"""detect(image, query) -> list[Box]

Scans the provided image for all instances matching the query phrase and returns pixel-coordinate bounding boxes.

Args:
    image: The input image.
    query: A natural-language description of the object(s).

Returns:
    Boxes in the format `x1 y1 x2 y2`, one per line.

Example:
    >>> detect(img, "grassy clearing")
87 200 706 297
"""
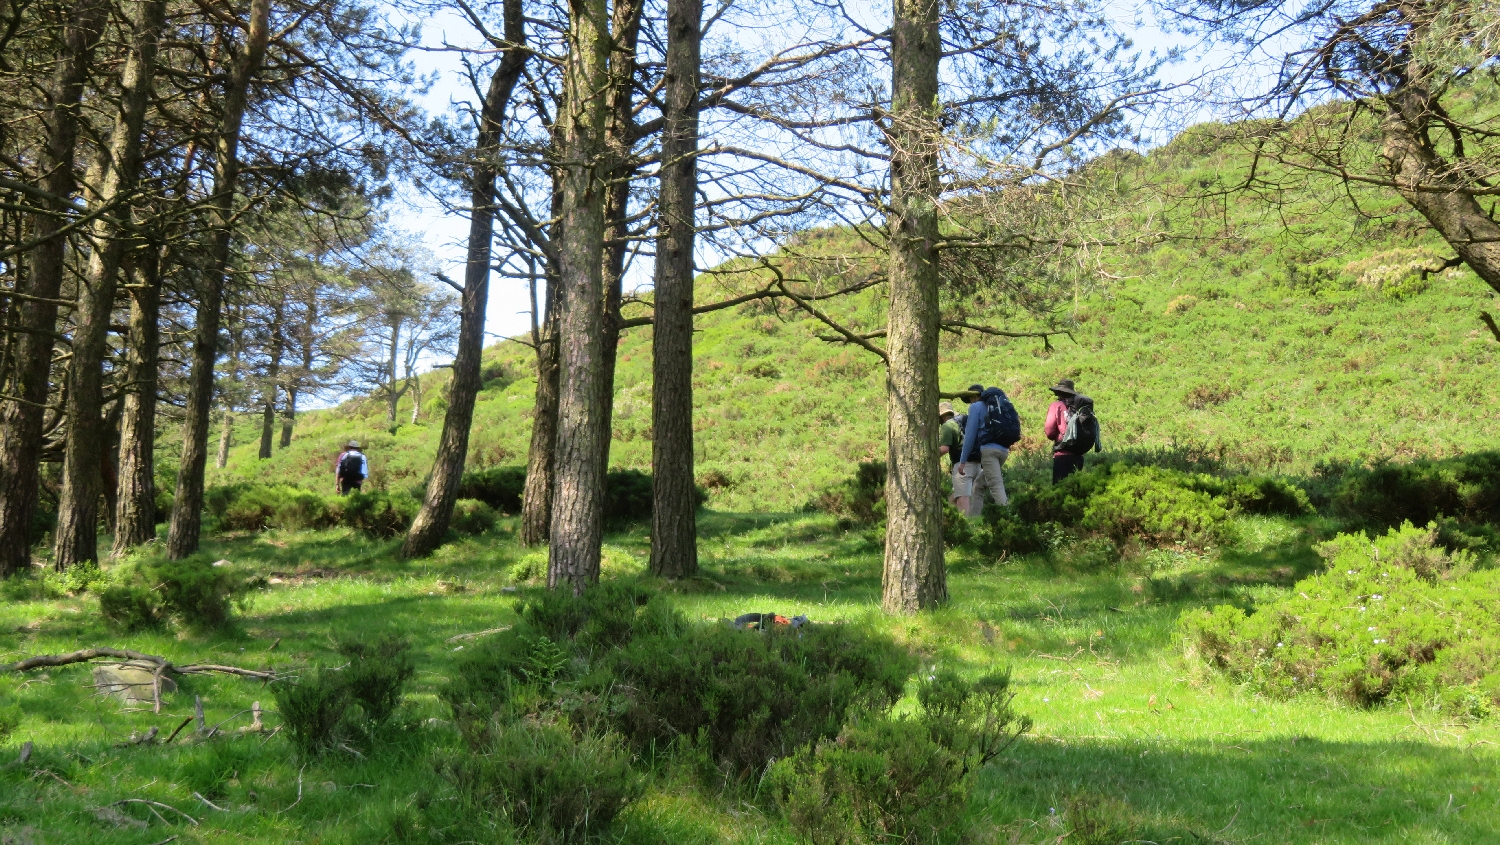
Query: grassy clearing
3 510 1497 844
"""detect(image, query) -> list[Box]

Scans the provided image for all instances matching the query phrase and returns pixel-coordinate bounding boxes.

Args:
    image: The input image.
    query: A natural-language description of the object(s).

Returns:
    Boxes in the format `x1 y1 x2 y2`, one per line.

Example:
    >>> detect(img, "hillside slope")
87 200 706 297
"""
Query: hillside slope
205 121 1500 512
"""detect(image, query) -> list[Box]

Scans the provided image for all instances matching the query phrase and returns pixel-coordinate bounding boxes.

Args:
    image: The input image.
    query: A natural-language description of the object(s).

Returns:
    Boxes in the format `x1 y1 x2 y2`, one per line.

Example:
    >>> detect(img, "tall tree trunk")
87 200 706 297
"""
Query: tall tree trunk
881 0 946 614
650 0 702 579
54 0 168 567
385 317 401 427
593 0 643 474
281 303 315 448
216 410 234 468
409 372 421 424
279 383 297 447
112 244 160 556
520 184 565 547
0 0 108 577
401 0 526 558
255 295 282 456
258 299 284 458
547 0 614 594
1380 80 1500 292
519 282 560 546
166 0 271 559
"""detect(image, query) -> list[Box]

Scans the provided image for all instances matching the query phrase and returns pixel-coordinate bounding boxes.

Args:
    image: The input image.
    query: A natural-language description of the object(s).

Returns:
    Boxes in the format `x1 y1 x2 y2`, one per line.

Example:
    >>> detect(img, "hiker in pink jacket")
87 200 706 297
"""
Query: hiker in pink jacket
1044 379 1097 483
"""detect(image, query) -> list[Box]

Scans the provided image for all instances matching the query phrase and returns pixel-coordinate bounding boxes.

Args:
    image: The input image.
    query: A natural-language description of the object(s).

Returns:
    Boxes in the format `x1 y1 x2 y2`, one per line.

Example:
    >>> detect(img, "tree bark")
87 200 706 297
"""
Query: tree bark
281 301 316 449
519 282 560 546
546 0 614 595
258 299 285 458
52 0 167 568
0 0 108 577
384 316 401 427
279 383 297 447
1380 82 1500 293
401 0 526 558
216 410 234 469
649 0 702 579
881 0 946 614
593 0 643 476
112 244 160 556
166 0 272 559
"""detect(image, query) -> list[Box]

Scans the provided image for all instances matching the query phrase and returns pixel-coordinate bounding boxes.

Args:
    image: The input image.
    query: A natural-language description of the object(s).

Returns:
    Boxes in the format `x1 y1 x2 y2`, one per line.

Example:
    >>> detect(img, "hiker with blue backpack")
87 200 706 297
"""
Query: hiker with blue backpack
334 440 369 495
1044 379 1101 483
957 383 1023 517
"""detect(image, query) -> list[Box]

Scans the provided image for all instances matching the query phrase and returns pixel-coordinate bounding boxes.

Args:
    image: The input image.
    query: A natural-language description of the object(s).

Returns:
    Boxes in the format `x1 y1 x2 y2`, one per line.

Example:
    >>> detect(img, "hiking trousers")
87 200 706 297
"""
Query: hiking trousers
969 446 1009 516
1052 453 1085 484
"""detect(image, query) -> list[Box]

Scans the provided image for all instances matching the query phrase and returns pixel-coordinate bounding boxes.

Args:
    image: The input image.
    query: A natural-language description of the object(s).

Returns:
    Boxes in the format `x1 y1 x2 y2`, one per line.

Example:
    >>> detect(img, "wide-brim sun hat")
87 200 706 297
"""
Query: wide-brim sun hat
346 440 361 449
938 401 956 418
1049 379 1077 396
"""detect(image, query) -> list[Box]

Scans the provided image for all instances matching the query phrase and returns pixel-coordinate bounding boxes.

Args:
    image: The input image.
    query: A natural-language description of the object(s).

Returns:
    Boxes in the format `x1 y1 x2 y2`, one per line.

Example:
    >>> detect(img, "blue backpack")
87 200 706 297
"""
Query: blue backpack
978 388 1022 448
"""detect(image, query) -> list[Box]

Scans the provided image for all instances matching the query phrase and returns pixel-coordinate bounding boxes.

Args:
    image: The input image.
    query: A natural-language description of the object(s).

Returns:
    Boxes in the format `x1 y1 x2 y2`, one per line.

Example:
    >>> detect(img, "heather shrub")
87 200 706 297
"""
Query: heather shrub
450 498 499 536
443 721 643 843
341 489 420 538
100 555 252 632
766 668 1030 844
1181 522 1500 713
273 635 416 756
767 715 969 845
1331 452 1500 532
807 461 887 528
608 621 915 779
336 634 416 726
457 466 527 513
274 667 353 757
98 583 162 631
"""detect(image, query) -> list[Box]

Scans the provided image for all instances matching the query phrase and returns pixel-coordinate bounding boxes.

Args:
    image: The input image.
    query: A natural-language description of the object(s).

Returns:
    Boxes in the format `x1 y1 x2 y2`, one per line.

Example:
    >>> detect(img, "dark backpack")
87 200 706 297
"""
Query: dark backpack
338 451 365 480
978 388 1022 448
1056 397 1100 454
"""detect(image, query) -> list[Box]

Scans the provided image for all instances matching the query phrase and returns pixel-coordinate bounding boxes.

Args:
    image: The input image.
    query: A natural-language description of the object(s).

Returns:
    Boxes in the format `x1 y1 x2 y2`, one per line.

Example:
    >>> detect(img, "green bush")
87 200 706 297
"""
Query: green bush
99 555 251 632
274 635 415 756
457 466 527 513
341 489 420 538
608 621 916 779
98 583 163 631
767 668 1030 844
1331 452 1500 532
1081 466 1233 549
336 634 416 726
768 715 970 845
1181 522 1500 712
978 503 1049 557
204 482 418 538
1015 464 1238 551
454 467 703 525
447 585 916 782
274 667 353 757
444 721 643 843
450 498 499 536
808 461 886 528
516 579 680 654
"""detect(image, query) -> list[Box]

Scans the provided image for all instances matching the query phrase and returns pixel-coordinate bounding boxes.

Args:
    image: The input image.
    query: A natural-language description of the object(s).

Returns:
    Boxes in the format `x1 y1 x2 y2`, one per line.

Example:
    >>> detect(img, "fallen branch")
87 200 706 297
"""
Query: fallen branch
163 717 194 745
446 626 512 643
3 647 278 681
102 798 199 827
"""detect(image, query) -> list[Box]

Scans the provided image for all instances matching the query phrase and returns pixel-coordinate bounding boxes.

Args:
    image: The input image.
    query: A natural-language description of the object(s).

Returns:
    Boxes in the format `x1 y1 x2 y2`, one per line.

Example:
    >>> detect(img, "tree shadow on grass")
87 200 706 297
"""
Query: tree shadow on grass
977 734 1499 844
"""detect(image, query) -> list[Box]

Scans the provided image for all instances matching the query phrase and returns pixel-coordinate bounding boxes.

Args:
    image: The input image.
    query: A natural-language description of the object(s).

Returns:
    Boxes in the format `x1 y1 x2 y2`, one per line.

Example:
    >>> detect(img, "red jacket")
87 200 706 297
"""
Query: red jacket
1044 400 1068 455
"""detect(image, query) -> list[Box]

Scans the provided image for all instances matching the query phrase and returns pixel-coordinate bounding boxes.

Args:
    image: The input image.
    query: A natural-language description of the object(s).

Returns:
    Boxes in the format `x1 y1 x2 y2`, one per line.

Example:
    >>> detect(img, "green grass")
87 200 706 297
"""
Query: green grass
4 510 1497 843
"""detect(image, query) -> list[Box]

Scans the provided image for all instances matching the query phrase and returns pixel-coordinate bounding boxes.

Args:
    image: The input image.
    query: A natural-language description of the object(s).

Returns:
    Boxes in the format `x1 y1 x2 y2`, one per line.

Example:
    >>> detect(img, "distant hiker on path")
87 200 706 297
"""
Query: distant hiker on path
938 401 971 514
958 382 1023 517
1044 379 1100 483
335 440 368 495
